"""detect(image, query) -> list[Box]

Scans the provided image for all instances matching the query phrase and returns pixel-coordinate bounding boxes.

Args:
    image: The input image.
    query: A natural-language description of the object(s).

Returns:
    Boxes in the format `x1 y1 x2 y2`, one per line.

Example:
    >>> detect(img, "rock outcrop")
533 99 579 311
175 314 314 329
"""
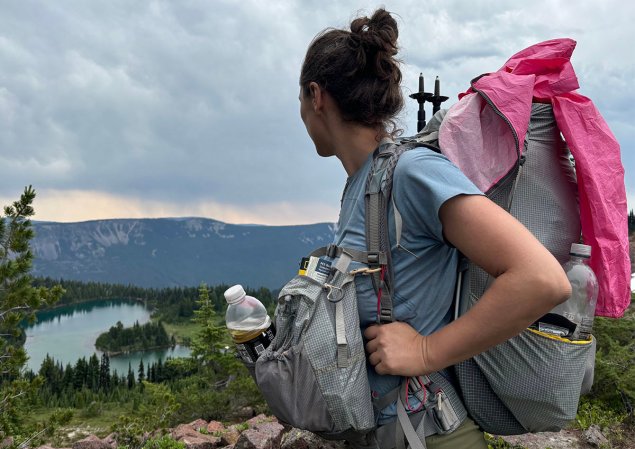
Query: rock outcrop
171 422 222 449
234 422 285 449
498 428 598 449
36 417 612 449
72 435 114 449
33 416 347 449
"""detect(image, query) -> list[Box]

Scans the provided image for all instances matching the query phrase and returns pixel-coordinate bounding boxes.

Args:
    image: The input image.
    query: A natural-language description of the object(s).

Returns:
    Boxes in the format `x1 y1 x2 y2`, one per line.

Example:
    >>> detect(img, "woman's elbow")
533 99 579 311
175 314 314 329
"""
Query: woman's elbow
539 267 572 308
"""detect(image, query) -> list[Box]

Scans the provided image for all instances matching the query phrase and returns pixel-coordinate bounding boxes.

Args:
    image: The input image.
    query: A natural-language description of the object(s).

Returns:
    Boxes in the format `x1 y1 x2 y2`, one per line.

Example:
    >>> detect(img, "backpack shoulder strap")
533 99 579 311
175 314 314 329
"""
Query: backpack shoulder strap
365 140 469 445
364 140 436 323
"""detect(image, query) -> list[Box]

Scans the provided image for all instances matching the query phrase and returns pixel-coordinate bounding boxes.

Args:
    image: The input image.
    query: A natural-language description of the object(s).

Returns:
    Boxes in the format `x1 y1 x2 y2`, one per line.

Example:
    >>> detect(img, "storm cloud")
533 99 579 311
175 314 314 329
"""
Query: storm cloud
1 0 633 224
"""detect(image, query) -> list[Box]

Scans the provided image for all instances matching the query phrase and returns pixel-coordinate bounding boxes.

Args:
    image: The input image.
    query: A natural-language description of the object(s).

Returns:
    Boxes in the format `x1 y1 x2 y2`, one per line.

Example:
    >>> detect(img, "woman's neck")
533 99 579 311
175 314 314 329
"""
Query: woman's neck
332 124 387 176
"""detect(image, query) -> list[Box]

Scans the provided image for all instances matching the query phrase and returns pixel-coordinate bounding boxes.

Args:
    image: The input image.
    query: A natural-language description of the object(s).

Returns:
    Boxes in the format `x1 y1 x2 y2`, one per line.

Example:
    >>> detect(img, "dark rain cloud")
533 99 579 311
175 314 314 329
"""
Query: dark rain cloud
1 0 633 222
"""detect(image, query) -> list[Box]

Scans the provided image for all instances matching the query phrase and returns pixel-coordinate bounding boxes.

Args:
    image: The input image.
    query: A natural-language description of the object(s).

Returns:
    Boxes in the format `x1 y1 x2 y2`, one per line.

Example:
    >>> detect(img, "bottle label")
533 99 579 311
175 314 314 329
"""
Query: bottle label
235 324 276 364
530 312 577 338
537 322 570 337
305 256 332 283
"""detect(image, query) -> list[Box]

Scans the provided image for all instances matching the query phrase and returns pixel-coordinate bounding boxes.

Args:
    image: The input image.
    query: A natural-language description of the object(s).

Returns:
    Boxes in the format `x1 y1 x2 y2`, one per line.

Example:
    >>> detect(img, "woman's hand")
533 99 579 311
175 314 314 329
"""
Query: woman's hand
364 322 432 376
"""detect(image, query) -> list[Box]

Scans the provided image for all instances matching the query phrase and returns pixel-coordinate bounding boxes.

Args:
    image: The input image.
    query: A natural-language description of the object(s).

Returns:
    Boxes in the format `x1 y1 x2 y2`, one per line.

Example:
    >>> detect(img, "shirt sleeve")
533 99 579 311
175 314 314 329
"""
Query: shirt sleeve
392 148 484 242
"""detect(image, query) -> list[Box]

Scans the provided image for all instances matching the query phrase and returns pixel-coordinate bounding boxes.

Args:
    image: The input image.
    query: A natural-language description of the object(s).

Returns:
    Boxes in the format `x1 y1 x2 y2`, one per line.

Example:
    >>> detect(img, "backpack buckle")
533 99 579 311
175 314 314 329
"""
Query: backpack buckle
326 244 339 259
367 252 380 266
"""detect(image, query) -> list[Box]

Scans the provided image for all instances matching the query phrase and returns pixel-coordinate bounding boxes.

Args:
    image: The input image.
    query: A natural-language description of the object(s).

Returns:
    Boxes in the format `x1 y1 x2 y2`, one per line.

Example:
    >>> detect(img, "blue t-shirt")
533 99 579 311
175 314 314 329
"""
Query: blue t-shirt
333 146 482 422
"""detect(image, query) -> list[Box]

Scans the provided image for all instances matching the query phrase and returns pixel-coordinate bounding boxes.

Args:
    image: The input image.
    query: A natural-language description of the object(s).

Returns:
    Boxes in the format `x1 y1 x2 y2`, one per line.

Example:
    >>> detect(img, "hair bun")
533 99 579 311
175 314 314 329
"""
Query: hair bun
348 9 399 82
350 9 398 56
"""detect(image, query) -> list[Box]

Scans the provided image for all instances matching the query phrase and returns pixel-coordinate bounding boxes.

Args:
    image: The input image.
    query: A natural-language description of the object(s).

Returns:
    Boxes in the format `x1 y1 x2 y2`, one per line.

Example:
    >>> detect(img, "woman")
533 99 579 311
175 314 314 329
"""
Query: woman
299 8 571 449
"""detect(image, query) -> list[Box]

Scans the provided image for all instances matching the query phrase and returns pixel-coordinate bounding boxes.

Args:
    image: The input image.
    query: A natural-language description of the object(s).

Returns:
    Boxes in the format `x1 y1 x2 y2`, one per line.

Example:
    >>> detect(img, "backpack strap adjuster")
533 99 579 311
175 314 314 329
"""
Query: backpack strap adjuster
379 307 393 323
367 252 380 266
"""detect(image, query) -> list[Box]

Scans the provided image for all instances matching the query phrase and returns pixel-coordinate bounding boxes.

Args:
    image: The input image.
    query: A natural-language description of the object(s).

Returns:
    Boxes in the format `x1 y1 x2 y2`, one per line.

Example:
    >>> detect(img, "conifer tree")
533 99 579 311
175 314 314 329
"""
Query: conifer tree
99 353 110 391
127 363 135 389
137 360 145 383
190 283 226 368
88 354 100 391
0 187 63 441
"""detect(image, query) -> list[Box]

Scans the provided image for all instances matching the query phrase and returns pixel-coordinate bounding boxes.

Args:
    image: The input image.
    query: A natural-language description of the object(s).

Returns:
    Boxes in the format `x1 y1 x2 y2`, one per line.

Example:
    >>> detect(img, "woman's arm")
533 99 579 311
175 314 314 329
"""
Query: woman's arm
364 194 572 376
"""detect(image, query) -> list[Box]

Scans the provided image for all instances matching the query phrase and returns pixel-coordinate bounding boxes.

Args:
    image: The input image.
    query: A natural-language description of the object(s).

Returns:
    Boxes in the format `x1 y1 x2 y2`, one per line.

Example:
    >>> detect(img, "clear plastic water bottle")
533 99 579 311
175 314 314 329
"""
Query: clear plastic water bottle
550 243 599 340
224 285 275 364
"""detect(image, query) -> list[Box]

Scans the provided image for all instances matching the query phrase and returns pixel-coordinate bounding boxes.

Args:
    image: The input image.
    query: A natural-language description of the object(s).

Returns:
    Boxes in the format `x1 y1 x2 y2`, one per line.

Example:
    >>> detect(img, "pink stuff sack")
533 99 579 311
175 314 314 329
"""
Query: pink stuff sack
439 38 629 318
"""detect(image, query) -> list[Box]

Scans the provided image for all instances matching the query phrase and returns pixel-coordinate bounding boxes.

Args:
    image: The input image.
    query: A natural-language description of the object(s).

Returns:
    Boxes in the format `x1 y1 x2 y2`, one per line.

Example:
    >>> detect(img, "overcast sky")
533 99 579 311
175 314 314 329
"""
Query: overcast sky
1 0 633 225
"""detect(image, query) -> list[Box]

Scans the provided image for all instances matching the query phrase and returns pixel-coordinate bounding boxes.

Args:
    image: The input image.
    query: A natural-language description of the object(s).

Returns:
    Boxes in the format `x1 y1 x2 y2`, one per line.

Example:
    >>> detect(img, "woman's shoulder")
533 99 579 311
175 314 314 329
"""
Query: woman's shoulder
394 146 467 185
391 144 483 215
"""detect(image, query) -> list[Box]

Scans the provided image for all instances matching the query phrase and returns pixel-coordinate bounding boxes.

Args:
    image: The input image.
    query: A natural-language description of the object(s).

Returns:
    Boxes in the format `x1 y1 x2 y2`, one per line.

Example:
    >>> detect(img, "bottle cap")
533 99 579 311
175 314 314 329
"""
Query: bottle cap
224 285 246 304
570 243 591 258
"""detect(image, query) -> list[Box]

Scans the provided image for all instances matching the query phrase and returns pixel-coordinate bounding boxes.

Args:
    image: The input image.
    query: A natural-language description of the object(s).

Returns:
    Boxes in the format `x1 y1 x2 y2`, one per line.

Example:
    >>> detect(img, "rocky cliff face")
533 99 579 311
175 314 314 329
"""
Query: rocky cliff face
32 218 336 289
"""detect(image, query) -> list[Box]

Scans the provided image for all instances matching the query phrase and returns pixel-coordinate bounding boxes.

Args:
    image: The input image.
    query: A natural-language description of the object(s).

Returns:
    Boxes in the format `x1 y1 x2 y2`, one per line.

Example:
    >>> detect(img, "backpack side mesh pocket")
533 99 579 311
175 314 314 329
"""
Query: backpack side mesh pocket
254 272 375 439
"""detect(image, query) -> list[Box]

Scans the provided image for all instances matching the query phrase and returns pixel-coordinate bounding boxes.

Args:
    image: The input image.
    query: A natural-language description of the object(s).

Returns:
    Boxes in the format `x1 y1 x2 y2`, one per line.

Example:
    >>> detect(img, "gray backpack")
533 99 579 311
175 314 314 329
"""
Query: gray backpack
409 100 596 435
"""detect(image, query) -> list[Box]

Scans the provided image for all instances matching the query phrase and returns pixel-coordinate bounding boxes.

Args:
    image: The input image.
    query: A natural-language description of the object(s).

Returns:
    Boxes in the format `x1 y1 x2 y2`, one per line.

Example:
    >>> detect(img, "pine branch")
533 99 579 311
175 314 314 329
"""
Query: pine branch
0 390 26 409
0 305 31 321
18 428 47 449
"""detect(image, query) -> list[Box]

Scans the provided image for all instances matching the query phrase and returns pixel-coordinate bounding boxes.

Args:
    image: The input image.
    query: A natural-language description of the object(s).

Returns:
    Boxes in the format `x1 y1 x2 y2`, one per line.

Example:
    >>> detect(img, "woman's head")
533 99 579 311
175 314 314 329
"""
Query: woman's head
300 8 403 135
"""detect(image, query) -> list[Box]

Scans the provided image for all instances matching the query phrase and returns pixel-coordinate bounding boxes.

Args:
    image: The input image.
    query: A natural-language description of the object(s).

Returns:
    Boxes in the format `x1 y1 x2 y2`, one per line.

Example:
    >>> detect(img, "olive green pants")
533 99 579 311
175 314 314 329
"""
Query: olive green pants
348 417 488 449
424 418 488 449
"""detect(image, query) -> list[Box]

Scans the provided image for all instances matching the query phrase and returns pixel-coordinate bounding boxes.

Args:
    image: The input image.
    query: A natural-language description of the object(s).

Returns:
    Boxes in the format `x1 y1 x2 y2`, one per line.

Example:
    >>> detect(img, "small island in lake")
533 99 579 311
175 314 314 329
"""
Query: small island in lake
95 320 176 355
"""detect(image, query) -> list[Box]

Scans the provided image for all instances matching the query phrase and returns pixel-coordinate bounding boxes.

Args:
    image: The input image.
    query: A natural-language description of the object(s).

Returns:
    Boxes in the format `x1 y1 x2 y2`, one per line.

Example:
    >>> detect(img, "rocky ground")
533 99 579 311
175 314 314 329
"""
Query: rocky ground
30 415 624 449
498 426 610 449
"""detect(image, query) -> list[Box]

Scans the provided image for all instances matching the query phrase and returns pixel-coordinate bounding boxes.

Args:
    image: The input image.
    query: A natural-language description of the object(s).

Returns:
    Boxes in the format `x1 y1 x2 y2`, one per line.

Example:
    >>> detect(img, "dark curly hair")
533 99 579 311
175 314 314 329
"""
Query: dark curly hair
300 8 403 135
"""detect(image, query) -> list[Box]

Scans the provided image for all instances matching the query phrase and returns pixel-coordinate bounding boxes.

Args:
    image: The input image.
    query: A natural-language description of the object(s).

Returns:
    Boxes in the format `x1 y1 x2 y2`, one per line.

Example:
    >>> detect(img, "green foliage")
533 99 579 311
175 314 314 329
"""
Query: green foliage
170 377 231 423
45 408 74 437
142 435 186 449
0 187 63 441
190 284 229 367
628 210 635 234
112 415 146 449
112 382 179 449
234 422 249 432
80 401 103 419
585 301 635 414
575 400 626 431
95 320 172 353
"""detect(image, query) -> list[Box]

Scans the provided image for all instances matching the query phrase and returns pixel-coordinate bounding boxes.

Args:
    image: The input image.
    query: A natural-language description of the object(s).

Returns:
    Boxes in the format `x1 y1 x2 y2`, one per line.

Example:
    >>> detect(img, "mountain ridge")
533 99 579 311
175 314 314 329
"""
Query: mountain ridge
32 217 336 290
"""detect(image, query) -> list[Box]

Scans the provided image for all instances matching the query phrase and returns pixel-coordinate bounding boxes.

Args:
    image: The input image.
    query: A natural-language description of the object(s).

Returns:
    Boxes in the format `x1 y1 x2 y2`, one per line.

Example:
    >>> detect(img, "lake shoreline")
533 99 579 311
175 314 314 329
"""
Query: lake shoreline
24 298 191 374
97 343 178 358
39 296 151 311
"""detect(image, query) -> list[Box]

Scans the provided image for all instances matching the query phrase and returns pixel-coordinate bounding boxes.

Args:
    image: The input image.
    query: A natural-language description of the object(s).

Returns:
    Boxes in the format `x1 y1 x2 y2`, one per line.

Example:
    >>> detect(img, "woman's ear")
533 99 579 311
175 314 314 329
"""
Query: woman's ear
309 82 323 112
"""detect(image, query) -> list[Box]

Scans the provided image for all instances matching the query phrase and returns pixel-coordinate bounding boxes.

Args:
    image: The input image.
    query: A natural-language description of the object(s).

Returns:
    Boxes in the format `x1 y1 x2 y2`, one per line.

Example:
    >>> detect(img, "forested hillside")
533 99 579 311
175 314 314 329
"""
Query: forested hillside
33 277 277 324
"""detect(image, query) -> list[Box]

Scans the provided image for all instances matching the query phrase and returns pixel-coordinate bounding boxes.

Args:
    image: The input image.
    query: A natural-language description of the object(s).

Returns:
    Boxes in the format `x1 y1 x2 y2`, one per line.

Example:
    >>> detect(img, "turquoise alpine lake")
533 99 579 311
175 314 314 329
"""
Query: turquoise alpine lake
23 299 190 375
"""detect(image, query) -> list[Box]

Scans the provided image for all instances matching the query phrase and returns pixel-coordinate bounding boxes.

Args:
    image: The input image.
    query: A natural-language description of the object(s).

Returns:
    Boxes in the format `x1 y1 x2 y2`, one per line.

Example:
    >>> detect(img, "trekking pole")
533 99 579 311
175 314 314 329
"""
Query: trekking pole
409 73 433 132
430 76 449 115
